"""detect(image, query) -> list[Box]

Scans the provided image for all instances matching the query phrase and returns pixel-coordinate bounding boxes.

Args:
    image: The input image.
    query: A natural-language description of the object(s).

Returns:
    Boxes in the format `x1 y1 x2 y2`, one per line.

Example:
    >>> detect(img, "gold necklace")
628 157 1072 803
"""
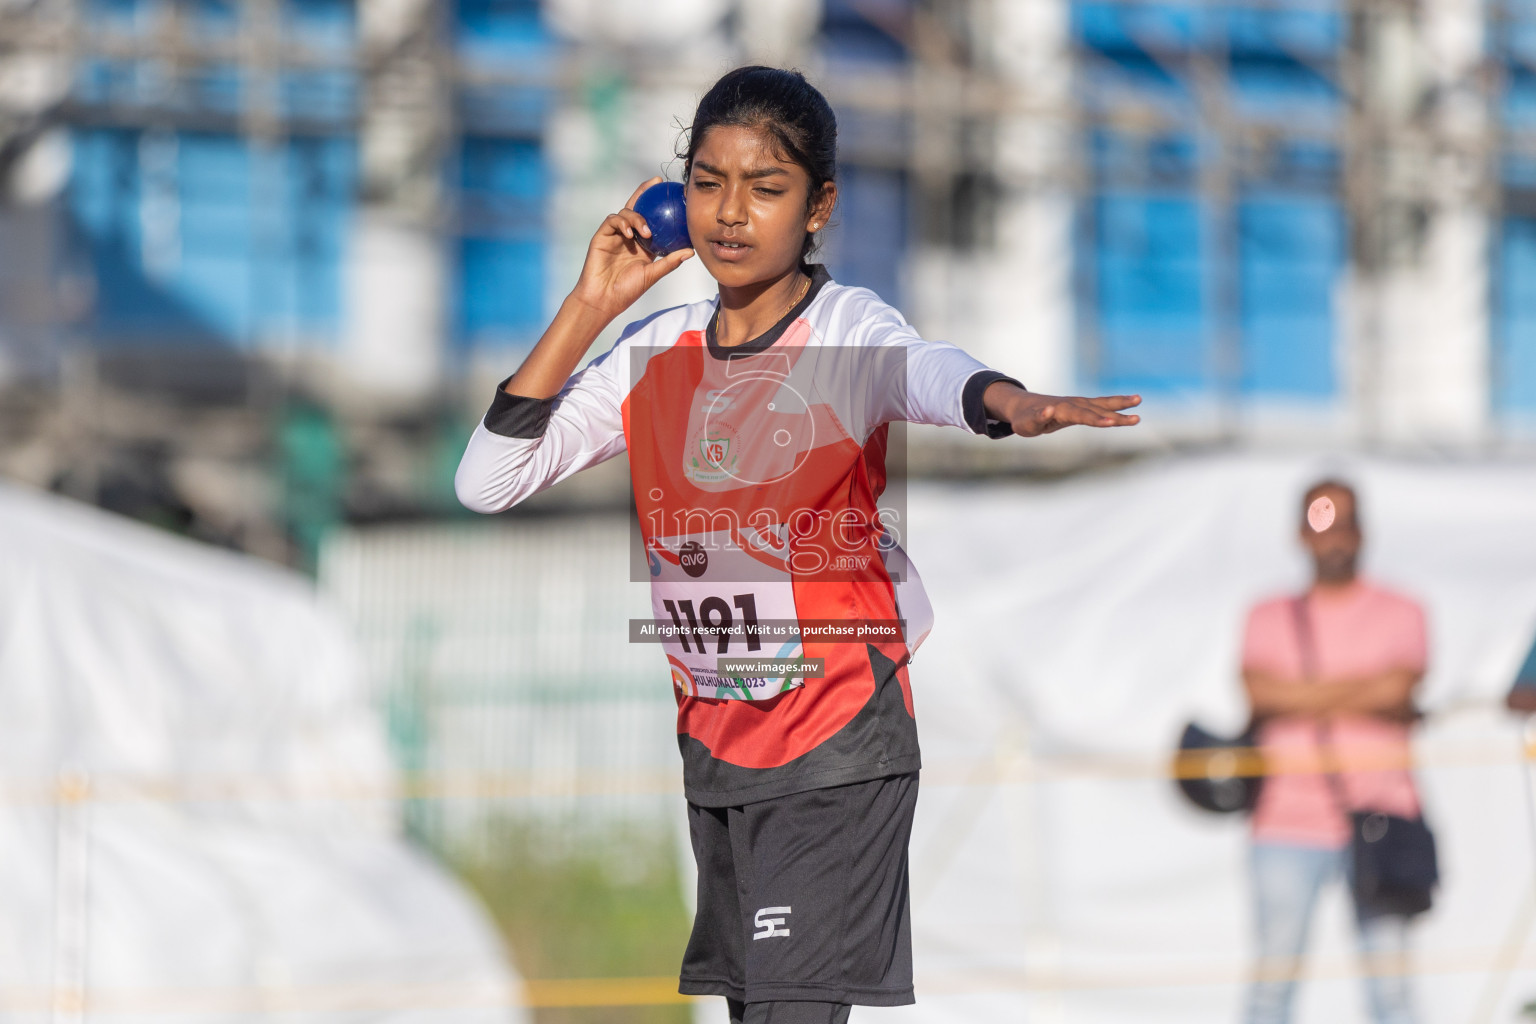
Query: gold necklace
719 273 810 346
778 272 811 322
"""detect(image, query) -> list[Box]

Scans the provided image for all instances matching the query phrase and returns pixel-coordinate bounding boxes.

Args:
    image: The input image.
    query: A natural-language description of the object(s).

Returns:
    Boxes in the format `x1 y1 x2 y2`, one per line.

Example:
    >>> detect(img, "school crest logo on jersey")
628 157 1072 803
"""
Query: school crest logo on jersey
700 436 731 468
686 424 740 484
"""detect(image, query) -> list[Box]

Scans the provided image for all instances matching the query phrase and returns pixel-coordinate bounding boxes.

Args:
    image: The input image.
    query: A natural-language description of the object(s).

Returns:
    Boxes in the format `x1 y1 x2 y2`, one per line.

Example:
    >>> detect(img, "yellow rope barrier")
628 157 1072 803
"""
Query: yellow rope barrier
0 734 1529 807
523 976 694 1008
6 944 1536 1013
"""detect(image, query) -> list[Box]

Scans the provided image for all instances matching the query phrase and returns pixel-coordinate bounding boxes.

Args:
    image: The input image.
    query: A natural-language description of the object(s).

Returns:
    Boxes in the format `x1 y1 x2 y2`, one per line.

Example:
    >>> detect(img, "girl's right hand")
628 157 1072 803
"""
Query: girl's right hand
568 177 696 320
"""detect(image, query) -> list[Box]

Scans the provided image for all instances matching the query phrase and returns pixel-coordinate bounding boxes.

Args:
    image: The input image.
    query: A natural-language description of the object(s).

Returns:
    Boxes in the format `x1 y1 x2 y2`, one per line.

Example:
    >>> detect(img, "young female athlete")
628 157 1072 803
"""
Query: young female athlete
456 66 1140 1024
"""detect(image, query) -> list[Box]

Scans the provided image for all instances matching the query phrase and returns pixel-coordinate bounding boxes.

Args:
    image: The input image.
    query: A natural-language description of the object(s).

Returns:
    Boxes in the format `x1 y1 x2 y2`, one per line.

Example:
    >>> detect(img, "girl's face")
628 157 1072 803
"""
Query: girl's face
686 124 835 290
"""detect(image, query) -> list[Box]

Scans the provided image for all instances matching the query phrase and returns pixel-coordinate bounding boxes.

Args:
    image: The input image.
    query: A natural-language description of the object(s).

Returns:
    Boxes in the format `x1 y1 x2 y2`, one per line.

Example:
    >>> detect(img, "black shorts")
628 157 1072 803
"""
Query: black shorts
678 771 918 1007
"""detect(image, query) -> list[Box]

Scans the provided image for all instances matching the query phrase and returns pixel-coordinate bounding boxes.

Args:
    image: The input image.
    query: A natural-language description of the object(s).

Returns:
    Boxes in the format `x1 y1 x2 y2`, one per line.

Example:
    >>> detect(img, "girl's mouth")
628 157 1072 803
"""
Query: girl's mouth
710 239 751 261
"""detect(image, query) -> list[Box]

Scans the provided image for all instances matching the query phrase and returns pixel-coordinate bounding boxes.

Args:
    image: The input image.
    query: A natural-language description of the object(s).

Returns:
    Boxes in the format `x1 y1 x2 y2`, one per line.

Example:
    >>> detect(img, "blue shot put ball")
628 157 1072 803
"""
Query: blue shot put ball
632 181 691 257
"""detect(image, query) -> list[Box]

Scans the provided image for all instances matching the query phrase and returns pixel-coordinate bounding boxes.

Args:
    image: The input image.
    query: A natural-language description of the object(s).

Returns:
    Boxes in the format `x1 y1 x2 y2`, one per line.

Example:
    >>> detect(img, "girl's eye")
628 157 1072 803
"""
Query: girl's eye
756 188 783 197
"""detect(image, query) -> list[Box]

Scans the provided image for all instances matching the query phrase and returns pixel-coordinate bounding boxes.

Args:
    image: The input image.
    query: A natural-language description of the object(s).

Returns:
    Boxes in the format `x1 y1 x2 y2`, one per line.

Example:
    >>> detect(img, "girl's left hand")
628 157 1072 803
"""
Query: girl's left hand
986 383 1142 436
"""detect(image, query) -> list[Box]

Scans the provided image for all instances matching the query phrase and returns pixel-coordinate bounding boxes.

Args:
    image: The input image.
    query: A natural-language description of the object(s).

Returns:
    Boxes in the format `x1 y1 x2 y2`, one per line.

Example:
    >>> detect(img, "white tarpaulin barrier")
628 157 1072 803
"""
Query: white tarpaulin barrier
0 483 525 1023
863 453 1536 1024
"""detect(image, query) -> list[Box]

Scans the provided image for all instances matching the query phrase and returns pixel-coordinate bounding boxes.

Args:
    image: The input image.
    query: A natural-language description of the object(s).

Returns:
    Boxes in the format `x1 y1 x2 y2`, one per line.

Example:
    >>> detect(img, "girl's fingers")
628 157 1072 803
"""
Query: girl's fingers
1071 396 1140 426
649 247 695 273
601 212 638 241
643 247 695 283
1052 403 1102 426
1023 399 1139 434
617 208 651 237
624 176 666 210
600 210 656 245
1092 398 1142 424
1081 407 1139 426
1084 399 1138 419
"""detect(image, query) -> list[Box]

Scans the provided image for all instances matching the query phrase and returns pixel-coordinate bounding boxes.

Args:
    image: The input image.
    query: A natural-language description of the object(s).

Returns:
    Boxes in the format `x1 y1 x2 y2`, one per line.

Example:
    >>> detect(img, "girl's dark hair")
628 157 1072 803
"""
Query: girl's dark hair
682 65 838 259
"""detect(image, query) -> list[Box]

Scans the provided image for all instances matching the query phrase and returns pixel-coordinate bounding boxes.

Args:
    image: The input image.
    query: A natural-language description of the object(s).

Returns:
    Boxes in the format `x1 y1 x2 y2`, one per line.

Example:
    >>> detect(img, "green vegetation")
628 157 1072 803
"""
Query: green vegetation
450 820 695 1024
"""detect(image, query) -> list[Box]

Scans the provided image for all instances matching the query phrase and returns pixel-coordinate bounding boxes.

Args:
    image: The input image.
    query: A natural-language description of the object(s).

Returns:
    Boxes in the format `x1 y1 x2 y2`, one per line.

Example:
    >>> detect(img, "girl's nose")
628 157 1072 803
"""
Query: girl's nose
717 184 747 226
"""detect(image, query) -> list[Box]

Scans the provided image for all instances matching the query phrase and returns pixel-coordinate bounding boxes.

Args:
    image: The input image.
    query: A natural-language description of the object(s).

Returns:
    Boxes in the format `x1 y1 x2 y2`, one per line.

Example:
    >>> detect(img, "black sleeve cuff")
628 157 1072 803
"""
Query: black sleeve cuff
962 371 1027 438
483 376 556 438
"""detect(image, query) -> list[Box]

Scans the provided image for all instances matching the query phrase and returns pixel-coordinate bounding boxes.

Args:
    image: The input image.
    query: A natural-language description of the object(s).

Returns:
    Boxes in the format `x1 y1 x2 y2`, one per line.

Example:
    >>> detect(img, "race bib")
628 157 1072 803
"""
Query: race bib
648 528 806 701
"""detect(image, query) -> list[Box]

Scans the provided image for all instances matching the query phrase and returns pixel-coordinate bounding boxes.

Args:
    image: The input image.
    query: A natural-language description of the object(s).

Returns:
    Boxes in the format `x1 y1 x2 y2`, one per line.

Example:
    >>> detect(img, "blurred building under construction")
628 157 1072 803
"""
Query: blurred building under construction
1 0 1534 561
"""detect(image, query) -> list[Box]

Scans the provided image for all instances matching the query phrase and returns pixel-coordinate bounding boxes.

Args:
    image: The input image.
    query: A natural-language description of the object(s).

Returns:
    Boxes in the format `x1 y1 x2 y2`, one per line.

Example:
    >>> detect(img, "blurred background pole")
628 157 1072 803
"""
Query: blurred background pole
1191 7 1240 441
734 0 819 64
0 0 76 388
973 0 1076 398
1346 0 1490 449
346 0 450 404
50 767 90 1024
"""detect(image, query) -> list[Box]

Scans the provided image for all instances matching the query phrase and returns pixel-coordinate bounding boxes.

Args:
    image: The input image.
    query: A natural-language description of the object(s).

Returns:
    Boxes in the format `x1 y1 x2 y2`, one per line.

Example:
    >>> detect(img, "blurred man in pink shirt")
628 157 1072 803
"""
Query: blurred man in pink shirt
1241 479 1427 1024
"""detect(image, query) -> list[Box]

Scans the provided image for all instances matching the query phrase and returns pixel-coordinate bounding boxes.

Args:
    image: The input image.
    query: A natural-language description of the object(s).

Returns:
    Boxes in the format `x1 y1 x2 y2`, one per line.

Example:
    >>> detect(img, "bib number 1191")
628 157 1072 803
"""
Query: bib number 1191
662 593 762 654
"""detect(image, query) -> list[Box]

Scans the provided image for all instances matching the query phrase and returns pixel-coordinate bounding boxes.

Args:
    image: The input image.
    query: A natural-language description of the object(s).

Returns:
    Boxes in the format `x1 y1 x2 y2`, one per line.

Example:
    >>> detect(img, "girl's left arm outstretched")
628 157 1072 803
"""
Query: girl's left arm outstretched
845 300 1140 440
981 380 1141 437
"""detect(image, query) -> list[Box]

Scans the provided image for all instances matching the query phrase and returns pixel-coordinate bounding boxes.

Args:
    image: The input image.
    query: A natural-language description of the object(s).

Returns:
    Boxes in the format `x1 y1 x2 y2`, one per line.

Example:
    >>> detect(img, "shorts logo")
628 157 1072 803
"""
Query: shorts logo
753 906 791 940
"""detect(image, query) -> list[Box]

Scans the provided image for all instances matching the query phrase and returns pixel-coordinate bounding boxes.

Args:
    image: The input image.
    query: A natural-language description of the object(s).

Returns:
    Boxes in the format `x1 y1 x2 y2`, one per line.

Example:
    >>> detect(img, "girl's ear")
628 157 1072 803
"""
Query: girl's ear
810 181 838 230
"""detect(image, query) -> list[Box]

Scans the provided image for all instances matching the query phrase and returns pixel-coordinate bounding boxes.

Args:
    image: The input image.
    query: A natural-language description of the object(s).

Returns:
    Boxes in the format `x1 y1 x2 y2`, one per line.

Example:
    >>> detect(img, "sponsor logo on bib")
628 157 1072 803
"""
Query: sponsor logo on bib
678 540 708 578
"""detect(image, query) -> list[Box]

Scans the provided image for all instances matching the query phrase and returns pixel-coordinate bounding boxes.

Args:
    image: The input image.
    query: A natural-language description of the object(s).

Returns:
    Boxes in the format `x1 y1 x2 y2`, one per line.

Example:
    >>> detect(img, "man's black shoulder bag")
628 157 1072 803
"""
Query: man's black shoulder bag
1293 597 1438 918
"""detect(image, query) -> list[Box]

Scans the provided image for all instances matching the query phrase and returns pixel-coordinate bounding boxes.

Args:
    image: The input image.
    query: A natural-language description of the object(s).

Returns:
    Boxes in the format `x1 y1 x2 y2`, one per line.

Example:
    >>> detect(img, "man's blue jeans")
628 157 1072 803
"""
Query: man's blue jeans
1243 841 1416 1024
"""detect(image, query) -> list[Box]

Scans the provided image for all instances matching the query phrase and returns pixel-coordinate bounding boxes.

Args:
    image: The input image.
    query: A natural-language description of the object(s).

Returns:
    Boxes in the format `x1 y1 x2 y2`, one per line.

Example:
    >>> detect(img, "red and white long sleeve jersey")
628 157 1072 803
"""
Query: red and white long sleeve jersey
457 265 1020 806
